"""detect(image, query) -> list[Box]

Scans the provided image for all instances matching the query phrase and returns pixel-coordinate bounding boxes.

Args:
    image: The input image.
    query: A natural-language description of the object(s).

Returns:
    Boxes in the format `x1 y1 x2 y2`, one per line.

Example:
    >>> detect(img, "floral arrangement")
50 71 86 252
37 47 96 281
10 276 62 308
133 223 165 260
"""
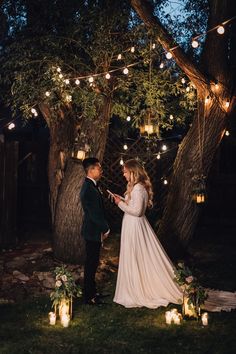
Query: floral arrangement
174 262 208 317
50 265 82 310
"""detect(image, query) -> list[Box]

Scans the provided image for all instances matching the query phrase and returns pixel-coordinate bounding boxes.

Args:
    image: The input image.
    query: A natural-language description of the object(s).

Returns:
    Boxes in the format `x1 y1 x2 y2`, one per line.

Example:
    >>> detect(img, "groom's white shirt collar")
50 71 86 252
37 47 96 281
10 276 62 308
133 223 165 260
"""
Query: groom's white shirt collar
86 176 97 186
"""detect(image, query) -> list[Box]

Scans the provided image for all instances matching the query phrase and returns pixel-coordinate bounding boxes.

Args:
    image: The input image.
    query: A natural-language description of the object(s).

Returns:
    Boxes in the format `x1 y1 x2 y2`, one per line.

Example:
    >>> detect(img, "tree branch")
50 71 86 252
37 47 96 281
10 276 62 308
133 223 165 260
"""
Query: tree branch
130 0 209 92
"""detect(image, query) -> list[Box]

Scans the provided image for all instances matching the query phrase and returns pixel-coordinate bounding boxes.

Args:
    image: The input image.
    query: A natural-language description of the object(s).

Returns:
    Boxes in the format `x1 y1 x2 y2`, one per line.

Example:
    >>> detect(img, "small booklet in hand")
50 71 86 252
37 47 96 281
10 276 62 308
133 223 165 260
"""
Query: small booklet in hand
107 190 125 201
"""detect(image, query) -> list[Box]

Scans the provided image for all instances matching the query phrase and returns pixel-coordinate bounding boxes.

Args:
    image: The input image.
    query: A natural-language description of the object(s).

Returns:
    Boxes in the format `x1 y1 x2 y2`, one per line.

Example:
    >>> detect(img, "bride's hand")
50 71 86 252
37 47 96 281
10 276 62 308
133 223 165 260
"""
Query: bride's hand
113 194 122 205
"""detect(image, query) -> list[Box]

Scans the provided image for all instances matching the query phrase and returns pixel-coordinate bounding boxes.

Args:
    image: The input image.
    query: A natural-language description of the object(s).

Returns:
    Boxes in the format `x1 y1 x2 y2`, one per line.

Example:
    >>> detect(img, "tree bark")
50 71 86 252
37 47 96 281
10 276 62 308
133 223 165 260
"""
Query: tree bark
131 0 236 257
53 94 112 263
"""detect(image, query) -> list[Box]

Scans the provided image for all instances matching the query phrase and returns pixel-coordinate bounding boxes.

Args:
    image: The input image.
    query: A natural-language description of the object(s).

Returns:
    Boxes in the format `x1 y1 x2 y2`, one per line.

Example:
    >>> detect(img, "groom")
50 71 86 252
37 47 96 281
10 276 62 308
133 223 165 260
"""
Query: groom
80 157 110 305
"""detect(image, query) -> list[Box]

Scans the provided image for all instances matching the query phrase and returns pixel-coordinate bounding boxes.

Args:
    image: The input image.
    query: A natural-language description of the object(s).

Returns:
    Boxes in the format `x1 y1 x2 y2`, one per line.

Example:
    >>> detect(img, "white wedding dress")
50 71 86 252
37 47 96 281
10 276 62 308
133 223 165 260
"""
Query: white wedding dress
113 183 236 311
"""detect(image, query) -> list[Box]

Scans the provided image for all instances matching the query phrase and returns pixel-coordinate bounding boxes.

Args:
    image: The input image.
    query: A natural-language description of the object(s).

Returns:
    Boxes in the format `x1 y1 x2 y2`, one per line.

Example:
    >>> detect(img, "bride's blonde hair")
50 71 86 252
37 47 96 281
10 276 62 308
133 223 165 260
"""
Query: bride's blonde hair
124 159 153 208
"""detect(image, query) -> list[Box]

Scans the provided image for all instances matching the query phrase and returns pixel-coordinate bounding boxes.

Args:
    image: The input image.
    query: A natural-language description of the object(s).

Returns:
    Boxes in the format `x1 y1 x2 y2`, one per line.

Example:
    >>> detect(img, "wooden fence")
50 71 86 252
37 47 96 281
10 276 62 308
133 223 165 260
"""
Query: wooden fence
0 140 19 247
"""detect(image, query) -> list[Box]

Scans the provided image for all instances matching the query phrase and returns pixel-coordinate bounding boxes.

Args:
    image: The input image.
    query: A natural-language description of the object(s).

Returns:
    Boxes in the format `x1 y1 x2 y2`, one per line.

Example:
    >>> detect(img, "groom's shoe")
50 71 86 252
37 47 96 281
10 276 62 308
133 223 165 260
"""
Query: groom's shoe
95 292 110 299
84 297 107 306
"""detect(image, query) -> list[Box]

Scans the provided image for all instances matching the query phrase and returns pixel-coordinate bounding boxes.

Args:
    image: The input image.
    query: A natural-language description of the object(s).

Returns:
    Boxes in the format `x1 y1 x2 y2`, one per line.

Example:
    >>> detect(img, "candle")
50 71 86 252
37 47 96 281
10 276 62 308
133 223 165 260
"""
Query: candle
165 311 172 325
49 312 56 325
173 313 182 325
61 314 70 327
201 312 208 326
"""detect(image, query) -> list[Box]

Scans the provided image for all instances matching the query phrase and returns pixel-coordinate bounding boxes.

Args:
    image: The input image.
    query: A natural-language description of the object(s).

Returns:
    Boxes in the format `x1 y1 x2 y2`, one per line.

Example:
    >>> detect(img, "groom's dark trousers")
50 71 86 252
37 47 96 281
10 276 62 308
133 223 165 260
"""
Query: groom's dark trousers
80 178 109 302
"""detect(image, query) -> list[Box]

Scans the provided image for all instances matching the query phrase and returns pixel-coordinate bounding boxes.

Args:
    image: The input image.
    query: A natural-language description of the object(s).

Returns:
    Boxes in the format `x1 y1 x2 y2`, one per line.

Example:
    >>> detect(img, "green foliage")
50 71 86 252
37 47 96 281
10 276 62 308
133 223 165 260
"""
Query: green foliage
50 265 82 308
174 262 208 308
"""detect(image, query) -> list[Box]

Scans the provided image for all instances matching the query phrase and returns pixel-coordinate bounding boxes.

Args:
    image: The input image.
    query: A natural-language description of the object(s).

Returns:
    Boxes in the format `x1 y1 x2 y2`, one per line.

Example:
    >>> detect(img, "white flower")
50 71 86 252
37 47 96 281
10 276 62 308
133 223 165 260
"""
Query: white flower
61 275 68 282
186 276 194 284
55 280 62 287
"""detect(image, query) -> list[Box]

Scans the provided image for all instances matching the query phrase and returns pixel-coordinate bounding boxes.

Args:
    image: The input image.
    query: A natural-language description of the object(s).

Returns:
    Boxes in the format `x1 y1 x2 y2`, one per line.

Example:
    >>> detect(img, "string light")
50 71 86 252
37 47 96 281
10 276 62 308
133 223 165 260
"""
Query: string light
166 52 173 59
75 79 80 85
123 144 128 150
163 178 168 185
123 67 129 75
105 73 111 79
59 73 63 79
156 153 161 159
186 86 190 92
88 76 94 83
225 101 230 108
181 78 186 84
225 130 230 136
169 114 174 120
120 158 124 165
117 54 122 60
191 40 199 48
162 144 167 151
8 123 15 130
31 108 38 117
159 62 164 69
45 91 51 97
57 67 61 73
130 46 135 53
64 79 70 85
152 43 156 49
217 25 225 34
65 95 72 102
126 116 131 122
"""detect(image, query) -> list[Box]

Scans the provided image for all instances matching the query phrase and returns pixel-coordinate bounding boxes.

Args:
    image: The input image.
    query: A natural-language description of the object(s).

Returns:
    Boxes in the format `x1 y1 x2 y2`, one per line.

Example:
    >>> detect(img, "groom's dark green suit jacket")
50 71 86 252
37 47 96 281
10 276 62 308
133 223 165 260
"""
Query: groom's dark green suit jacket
80 177 109 242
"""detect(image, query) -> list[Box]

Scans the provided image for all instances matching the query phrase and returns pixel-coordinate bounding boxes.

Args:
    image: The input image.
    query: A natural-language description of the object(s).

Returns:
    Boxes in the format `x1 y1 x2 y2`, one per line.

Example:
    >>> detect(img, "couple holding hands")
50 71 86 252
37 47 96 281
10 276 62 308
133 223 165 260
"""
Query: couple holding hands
80 157 183 308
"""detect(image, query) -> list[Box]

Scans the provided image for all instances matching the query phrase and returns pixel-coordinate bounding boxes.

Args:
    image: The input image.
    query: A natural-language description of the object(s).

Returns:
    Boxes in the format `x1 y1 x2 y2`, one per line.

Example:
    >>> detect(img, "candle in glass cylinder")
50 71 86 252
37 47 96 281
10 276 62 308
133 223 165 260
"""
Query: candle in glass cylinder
201 312 208 326
165 311 172 324
61 314 70 327
49 312 56 325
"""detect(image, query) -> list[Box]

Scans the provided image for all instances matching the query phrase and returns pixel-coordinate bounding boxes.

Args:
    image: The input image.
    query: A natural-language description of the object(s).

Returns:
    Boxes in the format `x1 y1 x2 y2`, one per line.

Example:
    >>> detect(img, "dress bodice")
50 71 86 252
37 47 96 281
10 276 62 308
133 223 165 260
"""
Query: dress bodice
118 183 148 217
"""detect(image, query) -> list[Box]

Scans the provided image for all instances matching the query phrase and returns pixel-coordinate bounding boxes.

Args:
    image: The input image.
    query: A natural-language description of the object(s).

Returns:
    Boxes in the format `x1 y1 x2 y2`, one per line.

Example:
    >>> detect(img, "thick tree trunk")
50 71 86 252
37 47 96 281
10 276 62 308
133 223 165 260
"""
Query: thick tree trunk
131 0 236 257
53 95 112 263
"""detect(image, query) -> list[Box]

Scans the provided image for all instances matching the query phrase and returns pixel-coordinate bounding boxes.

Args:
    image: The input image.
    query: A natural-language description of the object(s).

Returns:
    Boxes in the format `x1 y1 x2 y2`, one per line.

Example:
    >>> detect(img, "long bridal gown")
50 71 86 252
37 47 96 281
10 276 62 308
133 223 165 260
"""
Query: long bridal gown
113 183 236 311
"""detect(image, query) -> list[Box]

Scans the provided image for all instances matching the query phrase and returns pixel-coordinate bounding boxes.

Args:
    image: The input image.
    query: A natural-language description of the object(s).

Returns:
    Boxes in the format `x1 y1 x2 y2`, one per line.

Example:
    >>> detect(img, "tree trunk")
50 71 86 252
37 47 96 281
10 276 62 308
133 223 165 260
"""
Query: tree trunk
131 0 236 257
53 94 112 263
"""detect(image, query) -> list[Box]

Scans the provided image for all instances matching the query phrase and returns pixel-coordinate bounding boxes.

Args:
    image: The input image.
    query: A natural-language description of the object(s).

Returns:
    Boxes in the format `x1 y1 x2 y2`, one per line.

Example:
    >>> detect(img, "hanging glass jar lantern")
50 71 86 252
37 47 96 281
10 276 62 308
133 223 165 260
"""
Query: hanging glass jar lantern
139 109 159 137
192 175 207 204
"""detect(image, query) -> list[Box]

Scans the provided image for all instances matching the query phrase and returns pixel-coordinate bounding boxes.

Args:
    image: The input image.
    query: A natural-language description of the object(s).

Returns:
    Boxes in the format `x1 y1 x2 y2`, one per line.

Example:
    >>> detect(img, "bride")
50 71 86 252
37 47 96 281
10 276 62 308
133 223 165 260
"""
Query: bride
112 159 236 311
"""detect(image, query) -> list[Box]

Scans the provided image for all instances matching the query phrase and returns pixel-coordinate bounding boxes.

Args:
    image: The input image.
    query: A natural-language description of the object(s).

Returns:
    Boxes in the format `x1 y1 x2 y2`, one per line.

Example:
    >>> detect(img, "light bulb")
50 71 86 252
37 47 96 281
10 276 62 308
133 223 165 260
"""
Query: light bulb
162 144 167 151
225 130 230 136
120 158 124 165
59 73 63 79
31 108 38 117
88 76 94 83
159 62 164 69
123 144 128 150
152 43 156 49
225 101 230 108
8 123 15 130
186 86 190 92
130 46 135 53
66 95 72 102
64 79 70 85
117 54 122 60
181 78 186 84
75 79 80 85
170 114 174 120
57 67 61 72
166 52 172 59
126 116 131 122
163 179 168 185
192 40 199 48
123 67 129 75
217 25 225 35
105 73 111 79
45 91 51 97
156 153 161 160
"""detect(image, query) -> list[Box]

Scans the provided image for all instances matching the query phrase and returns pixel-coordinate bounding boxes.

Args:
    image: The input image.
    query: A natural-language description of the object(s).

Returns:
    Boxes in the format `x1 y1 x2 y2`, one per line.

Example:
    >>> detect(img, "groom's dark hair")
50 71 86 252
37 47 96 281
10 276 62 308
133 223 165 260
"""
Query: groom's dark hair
82 157 100 173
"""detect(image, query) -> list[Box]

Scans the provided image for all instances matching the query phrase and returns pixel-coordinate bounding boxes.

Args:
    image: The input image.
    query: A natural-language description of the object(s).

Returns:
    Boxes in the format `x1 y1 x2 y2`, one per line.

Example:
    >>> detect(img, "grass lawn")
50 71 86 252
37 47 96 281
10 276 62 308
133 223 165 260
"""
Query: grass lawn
0 233 236 354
